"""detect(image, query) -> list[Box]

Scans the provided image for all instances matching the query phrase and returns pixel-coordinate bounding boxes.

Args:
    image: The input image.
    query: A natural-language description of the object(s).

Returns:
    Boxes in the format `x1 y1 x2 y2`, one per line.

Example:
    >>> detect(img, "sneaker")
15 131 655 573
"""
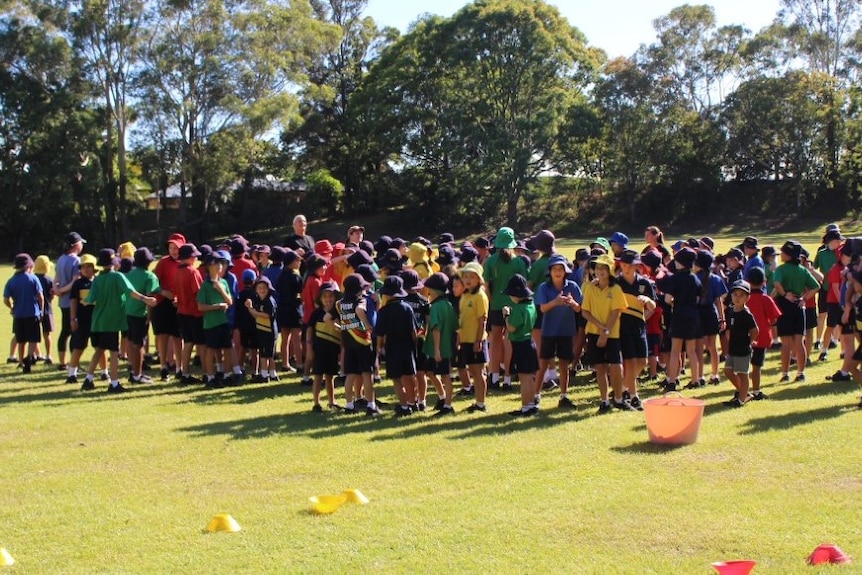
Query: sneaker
750 391 768 400
558 396 575 409
269 374 279 382
5 357 17 364
354 398 369 409
22 359 31 374
365 406 382 417
723 397 745 408
542 379 559 392
661 380 678 393
778 374 790 383
282 364 298 374
613 400 637 411
57 364 67 371
829 339 839 349
65 375 78 384
107 383 127 394
44 358 53 365
456 387 475 397
708 376 721 385
596 402 613 414
373 376 382 385
508 406 538 417
432 405 456 417
204 378 224 389
794 373 806 382
466 403 486 413
130 374 153 384
814 340 821 350
433 398 446 411
342 406 358 415
251 374 268 384
683 380 700 390
160 367 170 381
628 396 644 411
394 405 413 417
500 383 514 392
99 373 108 381
300 376 313 386
417 403 426 412
80 378 95 391
828 370 852 381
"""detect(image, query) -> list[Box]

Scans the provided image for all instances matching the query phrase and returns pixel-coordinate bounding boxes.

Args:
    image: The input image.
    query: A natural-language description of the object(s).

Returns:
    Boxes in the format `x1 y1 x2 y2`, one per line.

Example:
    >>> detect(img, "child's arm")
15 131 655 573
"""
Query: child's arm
211 279 233 306
305 324 315 361
432 327 442 361
474 315 487 351
749 324 759 345
245 302 268 319
198 301 228 313
69 298 79 330
580 309 608 333
3 296 11 310
131 290 157 307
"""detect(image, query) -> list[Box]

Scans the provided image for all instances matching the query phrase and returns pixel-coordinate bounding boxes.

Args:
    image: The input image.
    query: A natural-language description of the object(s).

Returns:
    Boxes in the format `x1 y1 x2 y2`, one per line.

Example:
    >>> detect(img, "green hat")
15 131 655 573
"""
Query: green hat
494 227 516 249
590 237 611 253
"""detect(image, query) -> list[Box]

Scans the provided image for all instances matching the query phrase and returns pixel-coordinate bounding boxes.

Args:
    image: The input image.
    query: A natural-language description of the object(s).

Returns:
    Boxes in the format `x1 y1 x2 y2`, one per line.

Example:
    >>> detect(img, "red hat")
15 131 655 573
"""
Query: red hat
167 233 186 248
315 239 333 259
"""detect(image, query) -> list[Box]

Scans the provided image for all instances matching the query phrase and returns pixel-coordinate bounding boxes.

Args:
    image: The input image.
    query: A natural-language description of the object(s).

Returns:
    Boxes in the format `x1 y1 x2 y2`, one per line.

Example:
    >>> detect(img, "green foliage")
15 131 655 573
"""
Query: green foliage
305 168 344 218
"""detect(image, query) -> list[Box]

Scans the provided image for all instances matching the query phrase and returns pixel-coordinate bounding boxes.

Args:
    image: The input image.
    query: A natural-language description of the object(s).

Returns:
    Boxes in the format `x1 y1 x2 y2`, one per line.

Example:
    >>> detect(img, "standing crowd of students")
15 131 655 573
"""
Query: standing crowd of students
5 220 862 414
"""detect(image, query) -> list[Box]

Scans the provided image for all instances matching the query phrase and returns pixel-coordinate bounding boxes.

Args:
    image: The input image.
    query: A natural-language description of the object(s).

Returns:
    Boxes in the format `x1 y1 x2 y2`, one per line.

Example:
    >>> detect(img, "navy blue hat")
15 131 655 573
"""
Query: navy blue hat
374 236 392 254
270 245 286 262
438 233 455 245
343 273 370 294
726 248 744 260
305 253 327 272
421 272 449 293
13 253 33 270
241 269 256 284
282 249 299 266
399 269 421 291
575 248 590 262
97 248 118 268
503 273 532 298
532 230 555 254
178 243 201 260
119 257 133 273
475 236 490 249
641 250 662 270
458 245 478 263
694 250 714 269
673 247 696 269
133 247 155 267
380 248 404 271
390 237 406 250
380 275 407 298
229 238 247 256
619 249 641 265
198 244 213 262
436 244 458 266
347 250 374 269
547 253 571 272
354 264 378 284
359 240 375 256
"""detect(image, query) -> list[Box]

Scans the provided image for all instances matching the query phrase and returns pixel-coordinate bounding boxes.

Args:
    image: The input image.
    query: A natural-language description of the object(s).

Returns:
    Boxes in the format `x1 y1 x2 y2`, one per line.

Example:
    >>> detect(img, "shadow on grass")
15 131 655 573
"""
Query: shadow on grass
767 380 857 401
738 404 855 435
609 441 690 454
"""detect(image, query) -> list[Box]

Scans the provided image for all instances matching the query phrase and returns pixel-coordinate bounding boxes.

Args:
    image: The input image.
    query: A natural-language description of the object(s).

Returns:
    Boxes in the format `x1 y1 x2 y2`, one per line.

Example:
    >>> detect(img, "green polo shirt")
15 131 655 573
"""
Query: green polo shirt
86 269 134 332
506 299 536 342
124 268 160 318
196 278 231 329
773 263 820 296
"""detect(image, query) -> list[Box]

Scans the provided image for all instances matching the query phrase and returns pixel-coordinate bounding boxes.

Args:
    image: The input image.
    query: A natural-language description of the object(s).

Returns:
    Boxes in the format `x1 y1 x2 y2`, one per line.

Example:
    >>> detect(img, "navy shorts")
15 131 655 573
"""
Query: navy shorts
343 345 375 374
151 299 180 337
456 342 488 367
488 309 505 327
818 289 828 314
776 299 805 336
751 347 766 368
126 316 149 346
669 315 700 340
40 312 54 334
619 329 648 360
204 324 233 350
698 306 721 337
386 353 417 379
13 317 41 344
71 321 93 351
414 342 430 372
257 332 276 358
277 308 302 330
584 334 622 365
177 314 205 345
312 342 340 376
425 357 452 376
510 339 538 374
826 302 844 328
91 331 120 352
539 335 574 361
647 333 661 357
805 307 817 332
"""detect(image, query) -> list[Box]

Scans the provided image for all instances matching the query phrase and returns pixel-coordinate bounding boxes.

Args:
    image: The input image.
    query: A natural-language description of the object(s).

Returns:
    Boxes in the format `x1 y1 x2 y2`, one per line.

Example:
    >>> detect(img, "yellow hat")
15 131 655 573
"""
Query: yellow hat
33 255 53 275
408 243 428 264
80 254 98 267
118 241 136 260
460 261 485 284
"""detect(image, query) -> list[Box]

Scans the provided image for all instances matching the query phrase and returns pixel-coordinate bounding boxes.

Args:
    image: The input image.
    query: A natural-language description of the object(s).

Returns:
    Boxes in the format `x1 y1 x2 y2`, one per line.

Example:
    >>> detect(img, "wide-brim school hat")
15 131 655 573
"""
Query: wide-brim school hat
673 247 696 269
241 269 257 284
694 250 714 269
347 250 374 269
354 264 379 284
546 253 571 273
315 280 341 305
742 236 759 250
380 275 407 298
79 254 98 267
823 229 844 243
133 247 155 267
618 250 640 265
178 243 201 260
458 245 479 263
781 240 802 260
167 233 186 249
398 269 421 291
254 276 273 289
609 232 629 249
640 250 662 270
460 262 485 283
343 273 371 294
590 253 616 270
33 255 52 275
420 272 449 293
590 237 611 253
96 248 118 268
436 244 458 266
503 273 532 298
494 227 517 249
532 230 555 254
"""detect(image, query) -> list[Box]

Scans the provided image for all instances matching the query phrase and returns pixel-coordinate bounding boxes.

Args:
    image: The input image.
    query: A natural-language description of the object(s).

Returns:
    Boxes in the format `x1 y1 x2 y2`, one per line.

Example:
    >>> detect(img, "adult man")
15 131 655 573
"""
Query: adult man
284 214 314 257
54 232 86 369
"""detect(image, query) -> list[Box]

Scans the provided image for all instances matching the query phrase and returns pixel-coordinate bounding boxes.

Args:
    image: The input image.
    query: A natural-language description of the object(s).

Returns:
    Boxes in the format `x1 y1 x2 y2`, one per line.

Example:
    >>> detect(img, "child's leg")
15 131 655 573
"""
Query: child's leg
684 339 699 383
694 339 705 381
737 372 750 400
290 328 302 366
312 374 323 406
724 366 740 394
108 350 120 381
9 336 17 361
441 374 453 406
279 329 289 368
43 324 53 361
344 374 356 404
401 375 417 406
470 363 486 405
558 360 571 395
666 338 683 382
793 334 807 374
609 363 624 402
325 374 335 406
427 371 444 399
596 364 609 402
519 373 535 407
535 358 550 396
623 358 645 395
779 336 792 374
203 346 215 377
707 335 719 378
416 371 428 405
87 348 105 377
488 325 505 382
362 372 374 403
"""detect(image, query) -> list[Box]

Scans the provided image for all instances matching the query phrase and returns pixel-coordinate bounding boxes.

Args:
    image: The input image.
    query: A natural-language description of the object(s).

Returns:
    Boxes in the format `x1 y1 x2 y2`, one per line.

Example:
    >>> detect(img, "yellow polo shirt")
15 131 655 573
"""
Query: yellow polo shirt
581 281 627 338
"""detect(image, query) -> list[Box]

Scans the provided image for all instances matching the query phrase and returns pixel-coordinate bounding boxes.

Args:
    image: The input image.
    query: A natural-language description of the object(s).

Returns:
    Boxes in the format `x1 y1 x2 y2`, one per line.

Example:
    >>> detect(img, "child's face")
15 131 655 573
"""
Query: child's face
289 259 301 270
462 271 480 291
80 264 95 278
207 262 223 277
320 290 335 308
313 264 327 277
731 290 749 307
451 278 465 297
258 254 270 265
727 257 741 270
549 264 567 282
255 283 269 299
594 264 610 283
618 262 636 276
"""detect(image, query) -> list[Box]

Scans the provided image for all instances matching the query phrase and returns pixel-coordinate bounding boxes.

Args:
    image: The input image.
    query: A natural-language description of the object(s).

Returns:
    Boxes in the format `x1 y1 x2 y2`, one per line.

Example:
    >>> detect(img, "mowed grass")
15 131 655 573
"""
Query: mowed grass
1 232 862 574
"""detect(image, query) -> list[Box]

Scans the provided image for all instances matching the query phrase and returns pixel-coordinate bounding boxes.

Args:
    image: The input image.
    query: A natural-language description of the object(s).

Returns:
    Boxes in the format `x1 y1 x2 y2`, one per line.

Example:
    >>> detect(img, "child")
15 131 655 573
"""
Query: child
502 274 539 416
174 243 207 385
337 273 377 415
616 250 654 410
54 232 86 370
246 276 279 382
307 281 342 411
375 275 419 417
235 270 258 379
421 272 458 416
656 248 702 393
457 262 490 412
66 254 99 383
276 249 303 373
744 268 781 399
847 270 862 408
639 250 665 381
197 251 235 387
581 254 632 412
3 254 44 373
33 255 54 364
408 242 432 279
535 254 582 409
723 280 759 407
693 250 727 387
823 242 851 368
300 254 328 385
400 268 431 410
527 230 556 386
124 248 162 384
772 241 820 383
80 249 156 392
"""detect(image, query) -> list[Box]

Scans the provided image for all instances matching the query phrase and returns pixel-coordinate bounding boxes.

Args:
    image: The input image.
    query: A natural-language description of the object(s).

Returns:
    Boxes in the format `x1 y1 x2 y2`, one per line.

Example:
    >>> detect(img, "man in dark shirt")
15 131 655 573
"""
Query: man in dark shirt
284 214 314 258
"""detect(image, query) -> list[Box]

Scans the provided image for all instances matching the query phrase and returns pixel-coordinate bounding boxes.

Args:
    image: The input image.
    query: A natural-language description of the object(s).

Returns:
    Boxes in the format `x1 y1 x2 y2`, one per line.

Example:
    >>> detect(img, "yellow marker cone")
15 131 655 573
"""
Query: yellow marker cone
206 513 241 533
308 494 348 515
342 489 369 504
0 548 14 566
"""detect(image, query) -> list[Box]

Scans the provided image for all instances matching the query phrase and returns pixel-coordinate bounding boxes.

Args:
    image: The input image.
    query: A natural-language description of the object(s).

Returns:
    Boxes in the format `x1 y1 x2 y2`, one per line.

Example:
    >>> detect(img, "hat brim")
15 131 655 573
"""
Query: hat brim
382 288 408 298
504 288 533 298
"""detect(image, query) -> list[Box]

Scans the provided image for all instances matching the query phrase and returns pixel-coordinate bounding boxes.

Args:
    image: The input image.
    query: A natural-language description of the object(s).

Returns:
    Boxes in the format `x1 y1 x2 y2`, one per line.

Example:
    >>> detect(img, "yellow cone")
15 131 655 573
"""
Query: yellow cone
308 494 347 515
342 489 369 505
206 513 241 533
0 548 14 566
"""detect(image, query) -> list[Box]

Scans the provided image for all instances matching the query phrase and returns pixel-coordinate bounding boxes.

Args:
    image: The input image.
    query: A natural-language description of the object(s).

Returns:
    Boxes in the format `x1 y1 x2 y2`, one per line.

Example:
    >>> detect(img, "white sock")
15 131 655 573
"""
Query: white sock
491 373 500 383
69 366 77 376
270 370 278 378
549 368 558 380
346 401 354 409
368 401 376 410
110 380 119 387
216 362 224 372
233 366 243 375
504 376 512 385
102 369 109 377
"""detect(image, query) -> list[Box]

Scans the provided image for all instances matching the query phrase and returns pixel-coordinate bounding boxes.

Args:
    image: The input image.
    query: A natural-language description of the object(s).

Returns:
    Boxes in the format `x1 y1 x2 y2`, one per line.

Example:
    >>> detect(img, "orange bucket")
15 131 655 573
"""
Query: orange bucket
711 560 756 575
643 393 704 445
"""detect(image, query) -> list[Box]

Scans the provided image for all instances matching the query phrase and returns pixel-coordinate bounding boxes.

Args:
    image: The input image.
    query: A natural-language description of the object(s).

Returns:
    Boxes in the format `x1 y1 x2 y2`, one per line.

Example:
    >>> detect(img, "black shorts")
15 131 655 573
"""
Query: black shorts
91 331 120 352
576 312 587 330
13 317 41 344
277 308 302 330
177 314 205 345
386 353 417 379
510 339 538 374
425 357 452 376
257 331 276 358
414 342 430 372
647 333 661 357
204 324 233 350
852 343 862 362
70 322 93 351
805 307 817 332
237 328 257 350
151 299 180 337
669 312 700 341
533 310 543 330
751 347 766 367
539 335 574 361
584 334 622 365
312 341 340 376
343 344 375 374
776 299 805 336
457 342 488 367
619 329 648 360
698 306 721 337
842 311 856 335
818 289 828 314
126 316 149 346
40 312 54 334
488 309 506 327
826 302 844 328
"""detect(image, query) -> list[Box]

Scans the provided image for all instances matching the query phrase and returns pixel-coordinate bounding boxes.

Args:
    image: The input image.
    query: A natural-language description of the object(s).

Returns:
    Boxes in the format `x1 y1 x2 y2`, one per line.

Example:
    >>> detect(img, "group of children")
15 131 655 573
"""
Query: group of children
5 222 862 414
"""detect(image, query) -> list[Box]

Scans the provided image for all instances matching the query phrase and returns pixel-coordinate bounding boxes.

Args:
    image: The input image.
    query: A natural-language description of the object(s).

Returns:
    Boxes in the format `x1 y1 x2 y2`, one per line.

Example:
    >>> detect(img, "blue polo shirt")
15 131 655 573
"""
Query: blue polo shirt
4 271 43 318
535 279 582 337
743 255 765 279
55 253 80 308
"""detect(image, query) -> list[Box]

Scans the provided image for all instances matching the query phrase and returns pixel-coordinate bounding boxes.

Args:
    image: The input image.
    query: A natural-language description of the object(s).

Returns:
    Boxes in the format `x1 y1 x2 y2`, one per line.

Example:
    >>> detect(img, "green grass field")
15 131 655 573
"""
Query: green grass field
1 231 861 574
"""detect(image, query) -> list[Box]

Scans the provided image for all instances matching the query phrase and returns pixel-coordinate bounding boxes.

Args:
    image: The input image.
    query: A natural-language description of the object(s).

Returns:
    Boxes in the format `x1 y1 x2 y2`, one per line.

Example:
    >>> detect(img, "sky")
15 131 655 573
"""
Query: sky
364 0 783 58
